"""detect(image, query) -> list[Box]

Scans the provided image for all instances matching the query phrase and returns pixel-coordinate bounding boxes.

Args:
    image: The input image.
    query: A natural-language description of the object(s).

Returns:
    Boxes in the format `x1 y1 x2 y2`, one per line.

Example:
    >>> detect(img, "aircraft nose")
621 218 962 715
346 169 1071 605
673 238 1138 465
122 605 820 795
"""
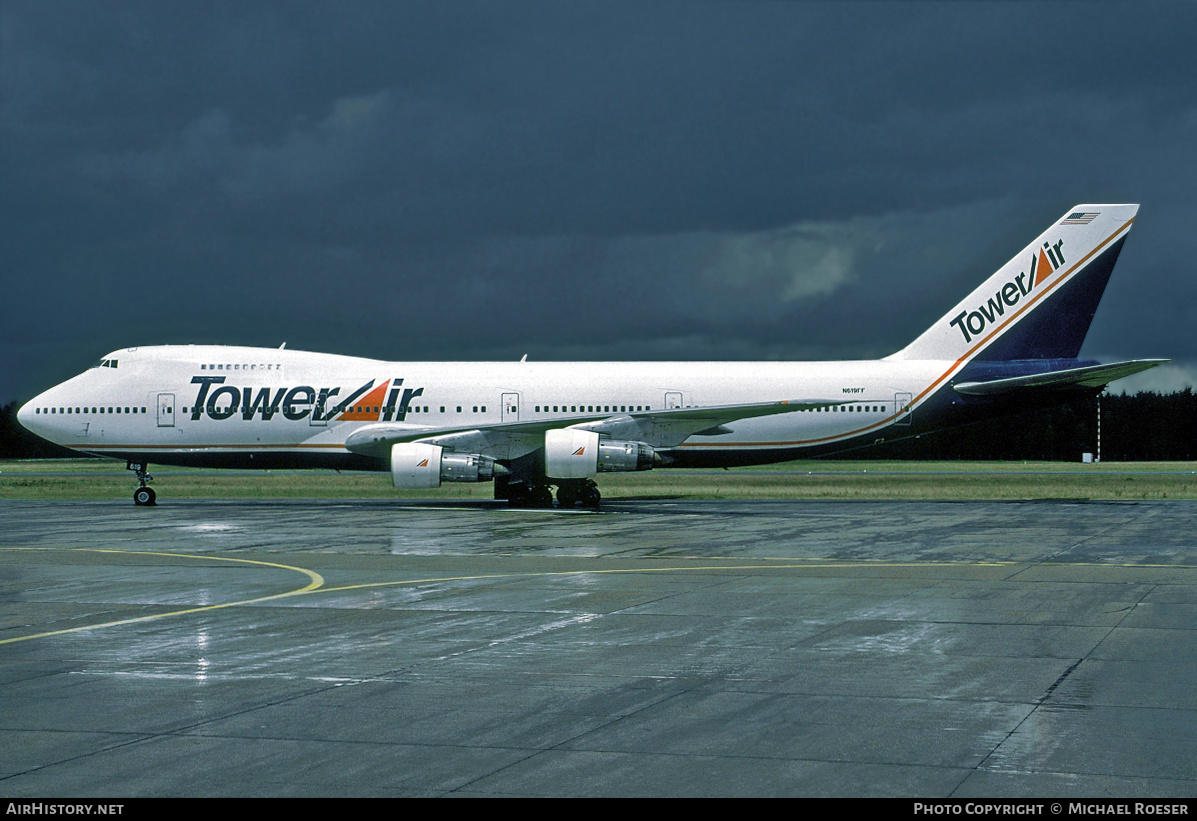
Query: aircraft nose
16 398 36 431
16 393 50 436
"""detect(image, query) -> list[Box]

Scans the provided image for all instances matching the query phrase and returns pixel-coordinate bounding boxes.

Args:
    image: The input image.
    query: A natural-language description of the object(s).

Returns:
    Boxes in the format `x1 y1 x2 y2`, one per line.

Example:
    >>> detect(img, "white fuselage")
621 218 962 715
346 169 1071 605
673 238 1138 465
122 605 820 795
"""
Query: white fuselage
19 345 950 467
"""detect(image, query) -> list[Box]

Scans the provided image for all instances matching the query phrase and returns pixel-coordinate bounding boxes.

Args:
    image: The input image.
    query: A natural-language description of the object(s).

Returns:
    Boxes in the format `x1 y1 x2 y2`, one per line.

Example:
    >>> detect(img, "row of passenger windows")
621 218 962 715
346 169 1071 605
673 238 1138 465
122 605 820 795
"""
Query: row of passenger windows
200 363 282 371
35 401 893 418
35 406 146 415
807 405 889 413
535 405 649 413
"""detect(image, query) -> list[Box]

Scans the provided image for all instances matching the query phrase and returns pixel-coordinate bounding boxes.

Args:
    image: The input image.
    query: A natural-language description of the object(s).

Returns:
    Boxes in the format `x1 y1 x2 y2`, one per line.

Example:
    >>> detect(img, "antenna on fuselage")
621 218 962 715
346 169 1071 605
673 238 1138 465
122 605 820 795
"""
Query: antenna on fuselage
279 342 287 349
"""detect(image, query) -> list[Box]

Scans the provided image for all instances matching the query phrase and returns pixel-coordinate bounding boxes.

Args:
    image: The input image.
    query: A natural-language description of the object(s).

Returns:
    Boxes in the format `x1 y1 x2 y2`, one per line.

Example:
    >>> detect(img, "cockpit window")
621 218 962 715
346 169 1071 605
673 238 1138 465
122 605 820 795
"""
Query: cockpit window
96 359 119 368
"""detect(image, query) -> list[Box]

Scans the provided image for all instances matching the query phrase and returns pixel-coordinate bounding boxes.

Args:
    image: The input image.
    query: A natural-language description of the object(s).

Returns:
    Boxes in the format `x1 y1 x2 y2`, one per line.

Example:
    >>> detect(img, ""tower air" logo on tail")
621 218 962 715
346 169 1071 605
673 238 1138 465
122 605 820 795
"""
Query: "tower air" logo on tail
949 239 1065 343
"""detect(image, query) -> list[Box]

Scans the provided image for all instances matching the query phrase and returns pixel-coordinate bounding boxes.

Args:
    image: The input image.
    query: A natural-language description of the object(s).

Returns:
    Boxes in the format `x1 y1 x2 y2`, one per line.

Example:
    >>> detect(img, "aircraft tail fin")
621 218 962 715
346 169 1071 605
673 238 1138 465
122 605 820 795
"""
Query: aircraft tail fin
896 204 1139 363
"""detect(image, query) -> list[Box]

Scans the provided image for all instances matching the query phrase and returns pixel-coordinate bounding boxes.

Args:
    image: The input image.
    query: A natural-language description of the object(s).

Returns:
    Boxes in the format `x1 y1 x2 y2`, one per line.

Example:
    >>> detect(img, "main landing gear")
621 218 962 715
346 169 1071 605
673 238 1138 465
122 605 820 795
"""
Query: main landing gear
496 477 601 509
127 461 156 506
554 479 601 509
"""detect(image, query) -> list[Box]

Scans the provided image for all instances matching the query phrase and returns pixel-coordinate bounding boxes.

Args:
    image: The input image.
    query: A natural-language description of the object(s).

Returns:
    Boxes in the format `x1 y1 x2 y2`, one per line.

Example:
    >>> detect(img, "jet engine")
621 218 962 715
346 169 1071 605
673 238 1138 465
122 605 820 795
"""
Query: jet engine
390 442 501 489
544 429 655 479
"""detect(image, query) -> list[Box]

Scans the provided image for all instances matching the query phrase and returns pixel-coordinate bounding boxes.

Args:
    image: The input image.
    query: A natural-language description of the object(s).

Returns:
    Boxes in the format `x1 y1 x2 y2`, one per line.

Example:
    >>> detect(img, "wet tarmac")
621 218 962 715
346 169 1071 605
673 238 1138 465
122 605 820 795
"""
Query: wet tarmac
2 498 1196 797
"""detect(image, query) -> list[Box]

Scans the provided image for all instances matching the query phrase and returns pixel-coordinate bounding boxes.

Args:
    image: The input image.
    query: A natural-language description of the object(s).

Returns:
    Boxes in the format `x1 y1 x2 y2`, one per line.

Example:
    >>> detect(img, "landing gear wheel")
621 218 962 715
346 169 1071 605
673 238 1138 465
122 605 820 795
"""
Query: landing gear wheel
128 460 156 506
579 482 601 509
506 481 555 508
556 483 579 508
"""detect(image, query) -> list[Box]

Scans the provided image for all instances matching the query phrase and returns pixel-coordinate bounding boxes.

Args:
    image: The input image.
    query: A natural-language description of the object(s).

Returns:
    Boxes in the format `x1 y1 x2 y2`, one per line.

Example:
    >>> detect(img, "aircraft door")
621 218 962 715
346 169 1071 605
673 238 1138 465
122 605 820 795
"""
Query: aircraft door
665 391 683 409
894 392 913 425
502 392 519 422
157 393 176 428
310 392 329 426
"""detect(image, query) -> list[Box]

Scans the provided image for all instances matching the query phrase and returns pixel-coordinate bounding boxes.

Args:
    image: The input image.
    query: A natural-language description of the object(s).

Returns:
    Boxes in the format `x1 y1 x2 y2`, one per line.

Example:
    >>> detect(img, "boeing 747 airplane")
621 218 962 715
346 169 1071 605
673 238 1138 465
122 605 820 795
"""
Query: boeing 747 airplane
18 203 1165 507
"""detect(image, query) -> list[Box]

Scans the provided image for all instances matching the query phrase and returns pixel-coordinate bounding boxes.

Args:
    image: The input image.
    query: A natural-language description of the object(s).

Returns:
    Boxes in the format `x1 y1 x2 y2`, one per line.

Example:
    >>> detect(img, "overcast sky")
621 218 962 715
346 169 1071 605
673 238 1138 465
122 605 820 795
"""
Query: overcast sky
3 0 1195 403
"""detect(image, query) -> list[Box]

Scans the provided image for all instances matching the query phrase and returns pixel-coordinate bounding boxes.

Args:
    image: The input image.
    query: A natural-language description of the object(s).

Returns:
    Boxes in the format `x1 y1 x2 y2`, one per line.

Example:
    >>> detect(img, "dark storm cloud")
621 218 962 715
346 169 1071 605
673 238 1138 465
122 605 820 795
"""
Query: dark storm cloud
3 0 1195 400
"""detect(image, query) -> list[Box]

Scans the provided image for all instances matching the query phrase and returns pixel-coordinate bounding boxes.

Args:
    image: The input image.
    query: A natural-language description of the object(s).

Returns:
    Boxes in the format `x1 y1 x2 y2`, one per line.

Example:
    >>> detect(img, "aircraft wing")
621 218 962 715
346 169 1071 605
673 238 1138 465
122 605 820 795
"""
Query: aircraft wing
952 359 1168 397
343 398 840 460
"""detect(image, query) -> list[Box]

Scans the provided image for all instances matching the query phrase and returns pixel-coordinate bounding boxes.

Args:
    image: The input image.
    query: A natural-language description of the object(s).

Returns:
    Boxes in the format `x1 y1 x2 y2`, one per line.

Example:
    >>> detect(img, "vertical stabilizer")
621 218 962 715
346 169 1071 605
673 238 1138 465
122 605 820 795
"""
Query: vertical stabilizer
896 204 1138 362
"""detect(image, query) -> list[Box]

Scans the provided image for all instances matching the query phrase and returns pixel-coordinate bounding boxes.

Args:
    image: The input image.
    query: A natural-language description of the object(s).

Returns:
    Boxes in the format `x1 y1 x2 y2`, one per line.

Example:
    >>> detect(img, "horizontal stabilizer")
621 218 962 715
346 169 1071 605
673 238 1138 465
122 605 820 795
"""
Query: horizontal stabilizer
953 359 1168 397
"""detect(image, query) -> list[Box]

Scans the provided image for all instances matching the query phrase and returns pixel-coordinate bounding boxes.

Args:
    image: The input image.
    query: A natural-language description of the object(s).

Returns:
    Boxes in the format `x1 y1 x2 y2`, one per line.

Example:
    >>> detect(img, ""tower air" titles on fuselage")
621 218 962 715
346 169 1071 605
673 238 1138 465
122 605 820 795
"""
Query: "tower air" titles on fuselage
188 377 424 422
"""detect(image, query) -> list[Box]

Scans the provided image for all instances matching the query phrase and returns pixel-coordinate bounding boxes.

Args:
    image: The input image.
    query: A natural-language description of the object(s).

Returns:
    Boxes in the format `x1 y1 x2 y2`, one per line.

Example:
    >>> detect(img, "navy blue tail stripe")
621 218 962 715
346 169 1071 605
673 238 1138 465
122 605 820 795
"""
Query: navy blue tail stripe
974 236 1127 361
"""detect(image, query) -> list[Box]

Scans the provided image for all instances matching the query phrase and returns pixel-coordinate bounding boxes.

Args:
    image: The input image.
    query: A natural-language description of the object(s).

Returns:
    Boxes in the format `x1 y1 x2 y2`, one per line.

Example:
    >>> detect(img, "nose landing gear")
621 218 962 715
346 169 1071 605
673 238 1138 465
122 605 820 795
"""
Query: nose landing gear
127 461 156 506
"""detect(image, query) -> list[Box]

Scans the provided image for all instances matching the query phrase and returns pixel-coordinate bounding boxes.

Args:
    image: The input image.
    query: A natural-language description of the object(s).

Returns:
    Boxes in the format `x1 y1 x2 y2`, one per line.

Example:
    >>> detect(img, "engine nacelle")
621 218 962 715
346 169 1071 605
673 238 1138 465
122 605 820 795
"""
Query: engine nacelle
544 429 654 479
390 442 499 489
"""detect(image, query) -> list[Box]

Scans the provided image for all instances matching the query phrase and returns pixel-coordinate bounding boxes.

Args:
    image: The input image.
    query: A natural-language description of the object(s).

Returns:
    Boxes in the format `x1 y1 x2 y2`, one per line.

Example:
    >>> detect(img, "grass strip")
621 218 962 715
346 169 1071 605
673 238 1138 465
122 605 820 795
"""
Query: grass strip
3 459 1196 501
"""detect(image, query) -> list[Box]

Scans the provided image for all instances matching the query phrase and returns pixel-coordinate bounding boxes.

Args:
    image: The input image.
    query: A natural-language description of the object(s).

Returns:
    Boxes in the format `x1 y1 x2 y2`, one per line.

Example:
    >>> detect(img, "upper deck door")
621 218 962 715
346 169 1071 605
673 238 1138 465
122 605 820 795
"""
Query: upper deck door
157 393 175 427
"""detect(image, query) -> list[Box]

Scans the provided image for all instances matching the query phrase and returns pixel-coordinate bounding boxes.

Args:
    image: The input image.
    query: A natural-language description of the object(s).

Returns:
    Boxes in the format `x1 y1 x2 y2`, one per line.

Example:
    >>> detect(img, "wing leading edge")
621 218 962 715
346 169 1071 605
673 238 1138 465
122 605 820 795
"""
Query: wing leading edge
343 398 844 460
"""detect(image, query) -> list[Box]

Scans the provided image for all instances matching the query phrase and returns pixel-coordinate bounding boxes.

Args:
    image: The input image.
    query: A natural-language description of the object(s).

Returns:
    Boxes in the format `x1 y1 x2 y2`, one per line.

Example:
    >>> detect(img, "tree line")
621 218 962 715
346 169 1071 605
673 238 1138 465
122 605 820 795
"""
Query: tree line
2 391 1195 462
838 390 1197 461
